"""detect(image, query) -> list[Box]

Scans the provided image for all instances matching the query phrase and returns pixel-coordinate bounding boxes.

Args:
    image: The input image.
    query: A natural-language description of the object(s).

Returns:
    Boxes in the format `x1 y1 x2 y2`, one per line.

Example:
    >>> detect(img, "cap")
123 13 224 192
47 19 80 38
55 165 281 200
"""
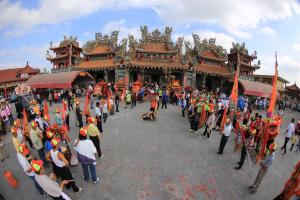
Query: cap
13 120 20 126
268 143 277 151
46 131 53 139
55 108 60 113
226 118 231 123
19 144 29 156
31 159 43 173
31 121 38 127
11 126 17 133
51 138 60 147
88 117 96 123
79 127 88 136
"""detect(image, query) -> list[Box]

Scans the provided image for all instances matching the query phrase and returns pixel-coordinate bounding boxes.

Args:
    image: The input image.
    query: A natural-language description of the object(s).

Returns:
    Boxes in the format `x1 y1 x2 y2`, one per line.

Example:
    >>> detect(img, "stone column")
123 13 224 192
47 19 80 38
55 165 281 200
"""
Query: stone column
202 74 207 89
191 71 196 88
104 70 108 82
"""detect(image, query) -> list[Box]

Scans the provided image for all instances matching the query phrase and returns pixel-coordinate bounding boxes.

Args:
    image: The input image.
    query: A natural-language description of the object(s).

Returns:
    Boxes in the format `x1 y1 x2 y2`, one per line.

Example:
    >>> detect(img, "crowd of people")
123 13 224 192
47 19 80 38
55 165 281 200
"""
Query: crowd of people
0 81 299 199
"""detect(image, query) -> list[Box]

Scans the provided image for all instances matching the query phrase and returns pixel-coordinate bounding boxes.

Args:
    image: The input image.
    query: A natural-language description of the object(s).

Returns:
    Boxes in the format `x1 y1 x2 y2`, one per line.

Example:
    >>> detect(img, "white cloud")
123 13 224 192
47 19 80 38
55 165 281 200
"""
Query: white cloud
258 26 276 36
1 0 300 38
257 54 300 85
174 30 235 52
292 43 300 54
102 20 140 42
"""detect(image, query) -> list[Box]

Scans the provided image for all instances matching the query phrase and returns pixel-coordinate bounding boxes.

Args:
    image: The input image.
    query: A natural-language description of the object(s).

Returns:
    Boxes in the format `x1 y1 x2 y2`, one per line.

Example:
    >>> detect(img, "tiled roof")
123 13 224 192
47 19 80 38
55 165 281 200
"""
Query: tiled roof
200 50 226 62
241 62 260 69
50 45 82 50
75 59 117 70
286 83 300 91
47 54 80 61
0 65 40 84
83 46 112 55
253 74 289 83
195 63 231 77
130 60 186 69
137 43 177 53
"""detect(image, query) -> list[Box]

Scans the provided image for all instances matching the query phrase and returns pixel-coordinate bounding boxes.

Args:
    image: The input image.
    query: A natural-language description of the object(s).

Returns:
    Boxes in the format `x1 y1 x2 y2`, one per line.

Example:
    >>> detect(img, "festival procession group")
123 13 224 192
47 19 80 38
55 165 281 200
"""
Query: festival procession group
1 70 300 200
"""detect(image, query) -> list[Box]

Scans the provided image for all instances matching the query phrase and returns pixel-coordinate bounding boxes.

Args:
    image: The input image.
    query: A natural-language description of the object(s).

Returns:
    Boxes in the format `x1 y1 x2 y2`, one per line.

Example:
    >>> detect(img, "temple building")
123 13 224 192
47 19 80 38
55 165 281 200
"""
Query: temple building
285 83 300 102
74 31 126 83
0 62 40 96
47 36 82 72
127 26 186 85
185 34 230 90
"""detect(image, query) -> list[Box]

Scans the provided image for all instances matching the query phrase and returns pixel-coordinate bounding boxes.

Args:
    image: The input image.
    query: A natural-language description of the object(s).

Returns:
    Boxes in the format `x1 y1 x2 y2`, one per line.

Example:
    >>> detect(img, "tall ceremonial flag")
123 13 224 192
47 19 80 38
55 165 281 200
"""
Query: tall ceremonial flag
220 108 228 132
83 94 90 115
230 70 238 103
121 88 126 102
267 53 278 115
198 104 207 128
22 108 28 133
43 99 50 121
107 89 111 110
61 100 67 121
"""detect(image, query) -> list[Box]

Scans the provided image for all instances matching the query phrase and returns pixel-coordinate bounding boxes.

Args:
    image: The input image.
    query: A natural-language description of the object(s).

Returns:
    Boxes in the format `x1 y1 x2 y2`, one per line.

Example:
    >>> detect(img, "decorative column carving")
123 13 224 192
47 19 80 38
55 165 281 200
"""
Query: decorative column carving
104 70 108 82
202 74 207 89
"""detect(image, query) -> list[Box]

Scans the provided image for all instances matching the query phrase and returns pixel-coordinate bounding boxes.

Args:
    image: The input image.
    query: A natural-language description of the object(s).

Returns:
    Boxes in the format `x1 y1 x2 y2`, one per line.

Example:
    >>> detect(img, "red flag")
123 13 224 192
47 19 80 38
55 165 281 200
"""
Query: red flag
43 99 49 116
83 95 90 115
61 100 67 121
107 89 111 110
22 108 28 133
121 88 126 102
267 55 278 115
230 70 238 103
220 108 228 132
198 104 207 128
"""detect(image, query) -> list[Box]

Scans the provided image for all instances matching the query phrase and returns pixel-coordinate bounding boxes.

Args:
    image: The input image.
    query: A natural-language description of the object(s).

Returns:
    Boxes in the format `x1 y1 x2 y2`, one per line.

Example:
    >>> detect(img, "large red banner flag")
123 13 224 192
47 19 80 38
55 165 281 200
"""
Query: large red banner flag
22 108 28 133
267 54 278 115
83 94 90 115
43 99 49 116
230 70 238 103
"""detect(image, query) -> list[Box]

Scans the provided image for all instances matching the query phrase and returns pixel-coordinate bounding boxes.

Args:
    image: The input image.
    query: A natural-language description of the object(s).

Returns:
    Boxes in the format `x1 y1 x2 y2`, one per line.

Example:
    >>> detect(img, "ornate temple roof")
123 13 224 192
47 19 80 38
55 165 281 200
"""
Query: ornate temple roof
50 35 81 50
191 34 227 61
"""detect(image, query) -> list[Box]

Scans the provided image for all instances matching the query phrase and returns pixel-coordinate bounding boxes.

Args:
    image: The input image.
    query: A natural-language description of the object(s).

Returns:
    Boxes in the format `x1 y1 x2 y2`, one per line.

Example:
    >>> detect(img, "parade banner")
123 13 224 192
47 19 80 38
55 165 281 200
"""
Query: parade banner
230 70 238 103
220 108 228 132
267 55 278 115
15 83 31 96
22 108 28 133
83 95 90 115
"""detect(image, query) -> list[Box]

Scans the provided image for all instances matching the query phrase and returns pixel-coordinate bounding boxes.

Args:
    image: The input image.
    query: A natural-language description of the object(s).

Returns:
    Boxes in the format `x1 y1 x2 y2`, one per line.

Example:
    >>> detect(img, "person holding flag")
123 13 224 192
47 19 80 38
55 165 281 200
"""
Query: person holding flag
218 118 232 154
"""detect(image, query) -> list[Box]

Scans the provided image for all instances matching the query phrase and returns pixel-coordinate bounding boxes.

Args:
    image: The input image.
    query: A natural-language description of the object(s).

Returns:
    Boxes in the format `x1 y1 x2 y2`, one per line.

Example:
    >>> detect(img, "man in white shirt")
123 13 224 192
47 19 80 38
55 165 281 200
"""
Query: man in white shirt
17 144 45 195
281 118 295 155
95 102 103 133
218 118 232 154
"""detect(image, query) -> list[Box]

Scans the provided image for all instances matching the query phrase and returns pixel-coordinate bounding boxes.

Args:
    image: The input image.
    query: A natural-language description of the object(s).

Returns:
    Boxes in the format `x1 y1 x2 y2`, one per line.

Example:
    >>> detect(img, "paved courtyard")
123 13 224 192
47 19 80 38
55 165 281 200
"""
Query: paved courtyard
0 99 299 200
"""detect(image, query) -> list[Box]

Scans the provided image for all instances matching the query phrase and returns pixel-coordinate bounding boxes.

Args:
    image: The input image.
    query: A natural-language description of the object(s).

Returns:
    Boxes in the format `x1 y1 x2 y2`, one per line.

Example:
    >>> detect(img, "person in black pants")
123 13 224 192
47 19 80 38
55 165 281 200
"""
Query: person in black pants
218 119 232 154
235 119 250 170
95 102 103 133
75 102 83 128
161 91 168 109
115 93 120 112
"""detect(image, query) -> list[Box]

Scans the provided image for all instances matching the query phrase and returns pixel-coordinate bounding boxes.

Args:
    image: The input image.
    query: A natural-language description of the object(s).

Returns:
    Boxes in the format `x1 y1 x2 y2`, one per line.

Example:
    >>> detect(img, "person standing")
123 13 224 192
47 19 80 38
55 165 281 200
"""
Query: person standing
55 109 63 126
74 128 100 184
32 159 72 200
180 97 187 117
281 118 295 155
46 138 81 193
87 118 103 158
0 137 8 162
235 119 250 170
218 118 232 154
125 91 131 109
75 101 83 128
102 100 108 124
95 102 103 133
131 92 137 108
30 121 47 165
161 91 168 109
202 110 215 138
48 91 53 107
248 143 277 193
115 92 120 112
17 144 45 195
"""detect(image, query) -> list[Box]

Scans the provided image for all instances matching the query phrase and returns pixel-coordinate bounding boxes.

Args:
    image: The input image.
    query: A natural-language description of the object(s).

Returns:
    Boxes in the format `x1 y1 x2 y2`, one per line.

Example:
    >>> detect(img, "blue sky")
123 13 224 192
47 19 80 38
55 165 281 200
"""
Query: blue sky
1 0 300 85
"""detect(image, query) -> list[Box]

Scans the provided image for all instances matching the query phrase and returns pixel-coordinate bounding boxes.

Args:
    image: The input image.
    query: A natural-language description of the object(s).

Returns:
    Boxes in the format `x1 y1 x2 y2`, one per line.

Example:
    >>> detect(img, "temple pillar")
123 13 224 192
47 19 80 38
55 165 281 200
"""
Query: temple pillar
202 74 207 89
115 68 119 83
191 71 196 88
104 70 108 82
141 68 145 83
